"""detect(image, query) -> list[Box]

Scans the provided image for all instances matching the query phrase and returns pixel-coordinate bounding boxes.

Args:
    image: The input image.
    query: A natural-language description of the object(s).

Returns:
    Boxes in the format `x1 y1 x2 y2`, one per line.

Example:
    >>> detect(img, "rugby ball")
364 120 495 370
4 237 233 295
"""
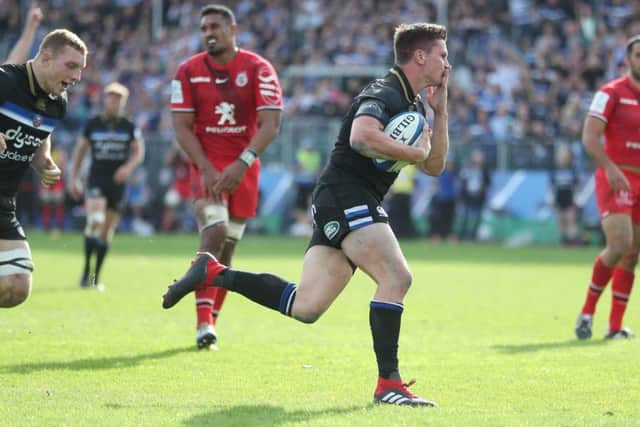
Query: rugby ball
372 111 425 172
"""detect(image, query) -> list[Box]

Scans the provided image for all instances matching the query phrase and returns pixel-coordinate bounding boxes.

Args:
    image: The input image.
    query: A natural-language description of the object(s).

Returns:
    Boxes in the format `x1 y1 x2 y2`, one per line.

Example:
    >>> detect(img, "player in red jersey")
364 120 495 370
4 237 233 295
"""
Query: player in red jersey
575 35 640 340
169 4 282 349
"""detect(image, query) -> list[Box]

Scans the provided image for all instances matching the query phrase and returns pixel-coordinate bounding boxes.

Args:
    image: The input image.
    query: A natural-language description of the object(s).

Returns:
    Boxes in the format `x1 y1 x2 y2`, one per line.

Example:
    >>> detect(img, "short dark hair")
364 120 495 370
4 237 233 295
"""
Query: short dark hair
38 29 88 57
200 4 236 25
626 34 640 57
393 23 447 65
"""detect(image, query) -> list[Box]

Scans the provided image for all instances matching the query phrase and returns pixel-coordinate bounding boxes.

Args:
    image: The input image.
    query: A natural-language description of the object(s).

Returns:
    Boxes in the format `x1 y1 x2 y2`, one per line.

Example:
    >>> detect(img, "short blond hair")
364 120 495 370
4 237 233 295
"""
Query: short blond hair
38 29 88 57
104 82 130 100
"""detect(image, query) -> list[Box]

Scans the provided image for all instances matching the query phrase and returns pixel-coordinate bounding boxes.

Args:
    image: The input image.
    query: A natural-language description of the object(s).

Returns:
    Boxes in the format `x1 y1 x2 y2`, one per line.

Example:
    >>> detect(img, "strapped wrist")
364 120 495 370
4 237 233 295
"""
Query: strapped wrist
238 148 258 167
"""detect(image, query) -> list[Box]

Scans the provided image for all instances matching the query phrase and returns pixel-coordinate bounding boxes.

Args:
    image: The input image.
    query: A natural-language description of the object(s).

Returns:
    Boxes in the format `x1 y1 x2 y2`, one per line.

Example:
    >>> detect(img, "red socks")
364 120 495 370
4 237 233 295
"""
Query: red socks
581 256 614 315
211 288 228 326
195 287 215 328
609 268 634 332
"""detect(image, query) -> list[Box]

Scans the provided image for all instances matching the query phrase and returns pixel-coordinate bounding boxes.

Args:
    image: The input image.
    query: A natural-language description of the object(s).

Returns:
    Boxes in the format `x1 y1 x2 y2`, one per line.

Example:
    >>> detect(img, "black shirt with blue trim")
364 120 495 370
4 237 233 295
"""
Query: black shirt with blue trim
317 65 426 200
82 115 140 178
0 62 67 197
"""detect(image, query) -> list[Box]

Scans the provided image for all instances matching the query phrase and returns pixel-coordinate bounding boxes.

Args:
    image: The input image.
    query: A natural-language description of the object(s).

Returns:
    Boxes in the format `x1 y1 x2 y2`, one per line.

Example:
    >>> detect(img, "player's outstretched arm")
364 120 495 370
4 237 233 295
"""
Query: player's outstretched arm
4 2 43 65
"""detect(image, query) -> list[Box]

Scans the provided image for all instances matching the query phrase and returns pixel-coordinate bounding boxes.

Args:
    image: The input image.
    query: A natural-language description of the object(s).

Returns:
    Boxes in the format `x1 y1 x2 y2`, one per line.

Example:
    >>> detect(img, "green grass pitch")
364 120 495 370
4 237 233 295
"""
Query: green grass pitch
1 233 639 426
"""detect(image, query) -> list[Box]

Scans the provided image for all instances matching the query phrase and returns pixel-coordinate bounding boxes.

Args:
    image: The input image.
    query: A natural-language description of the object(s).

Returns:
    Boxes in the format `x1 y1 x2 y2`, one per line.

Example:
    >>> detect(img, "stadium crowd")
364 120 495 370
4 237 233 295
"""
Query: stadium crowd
1 0 639 236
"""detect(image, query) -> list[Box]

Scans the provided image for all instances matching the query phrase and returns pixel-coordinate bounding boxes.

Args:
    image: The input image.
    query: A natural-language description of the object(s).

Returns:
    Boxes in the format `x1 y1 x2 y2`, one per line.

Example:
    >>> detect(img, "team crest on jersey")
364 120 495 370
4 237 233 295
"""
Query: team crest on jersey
324 221 340 241
32 114 42 128
235 71 248 87
215 102 237 125
35 98 47 111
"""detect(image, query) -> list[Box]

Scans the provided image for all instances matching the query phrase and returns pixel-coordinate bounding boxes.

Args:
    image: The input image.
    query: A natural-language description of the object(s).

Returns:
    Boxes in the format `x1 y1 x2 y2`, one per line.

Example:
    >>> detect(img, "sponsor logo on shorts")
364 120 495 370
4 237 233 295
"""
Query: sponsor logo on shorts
376 206 388 217
324 221 340 240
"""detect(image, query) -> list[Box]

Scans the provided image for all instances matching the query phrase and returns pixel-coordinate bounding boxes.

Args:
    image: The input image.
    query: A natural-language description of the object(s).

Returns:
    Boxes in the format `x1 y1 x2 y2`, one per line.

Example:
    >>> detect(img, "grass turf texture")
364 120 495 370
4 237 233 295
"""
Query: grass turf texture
1 233 639 426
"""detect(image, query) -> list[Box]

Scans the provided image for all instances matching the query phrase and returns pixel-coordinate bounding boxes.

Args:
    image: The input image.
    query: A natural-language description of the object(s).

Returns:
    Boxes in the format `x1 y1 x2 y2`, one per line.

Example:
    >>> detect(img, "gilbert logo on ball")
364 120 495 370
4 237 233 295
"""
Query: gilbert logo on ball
372 111 425 172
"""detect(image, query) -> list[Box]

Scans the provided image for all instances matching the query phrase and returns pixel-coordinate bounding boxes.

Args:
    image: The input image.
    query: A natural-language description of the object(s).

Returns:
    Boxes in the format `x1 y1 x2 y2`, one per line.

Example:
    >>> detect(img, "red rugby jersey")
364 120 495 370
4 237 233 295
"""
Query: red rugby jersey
588 75 640 166
170 49 283 158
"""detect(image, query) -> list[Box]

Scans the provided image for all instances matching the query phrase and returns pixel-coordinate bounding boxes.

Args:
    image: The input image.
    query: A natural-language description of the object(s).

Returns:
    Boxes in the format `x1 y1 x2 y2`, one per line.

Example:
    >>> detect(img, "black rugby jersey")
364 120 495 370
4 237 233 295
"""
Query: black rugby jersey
317 66 426 200
0 63 67 197
82 116 140 178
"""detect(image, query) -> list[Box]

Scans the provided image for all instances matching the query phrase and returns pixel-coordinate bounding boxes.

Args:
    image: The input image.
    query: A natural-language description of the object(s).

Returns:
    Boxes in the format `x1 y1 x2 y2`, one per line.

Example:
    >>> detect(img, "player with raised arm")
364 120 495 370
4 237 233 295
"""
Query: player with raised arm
69 82 145 289
169 4 282 349
163 22 450 406
575 35 640 340
3 2 43 65
0 29 87 307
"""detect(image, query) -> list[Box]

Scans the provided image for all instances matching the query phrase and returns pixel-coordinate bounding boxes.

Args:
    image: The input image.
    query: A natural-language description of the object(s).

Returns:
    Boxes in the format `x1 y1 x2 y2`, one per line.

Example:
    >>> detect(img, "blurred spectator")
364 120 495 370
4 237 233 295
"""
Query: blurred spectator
124 167 153 236
549 146 581 246
289 138 322 237
458 149 491 241
39 146 67 234
160 141 193 232
428 160 458 243
387 165 417 239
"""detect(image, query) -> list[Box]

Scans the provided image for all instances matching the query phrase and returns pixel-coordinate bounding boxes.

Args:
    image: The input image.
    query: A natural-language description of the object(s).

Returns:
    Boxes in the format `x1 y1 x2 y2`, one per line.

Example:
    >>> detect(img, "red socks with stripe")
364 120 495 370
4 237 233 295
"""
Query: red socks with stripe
581 256 614 315
609 268 634 333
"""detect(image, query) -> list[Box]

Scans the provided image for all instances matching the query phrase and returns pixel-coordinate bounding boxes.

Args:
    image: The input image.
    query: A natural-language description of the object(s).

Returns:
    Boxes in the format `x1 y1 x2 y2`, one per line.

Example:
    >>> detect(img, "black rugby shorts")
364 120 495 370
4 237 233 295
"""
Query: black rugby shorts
87 175 126 211
0 196 27 240
307 182 389 250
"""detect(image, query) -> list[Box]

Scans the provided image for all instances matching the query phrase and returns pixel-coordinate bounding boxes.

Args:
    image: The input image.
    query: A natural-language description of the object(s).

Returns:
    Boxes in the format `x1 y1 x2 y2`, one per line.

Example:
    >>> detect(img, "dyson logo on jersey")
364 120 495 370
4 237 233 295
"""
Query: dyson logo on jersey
0 149 35 162
4 125 44 149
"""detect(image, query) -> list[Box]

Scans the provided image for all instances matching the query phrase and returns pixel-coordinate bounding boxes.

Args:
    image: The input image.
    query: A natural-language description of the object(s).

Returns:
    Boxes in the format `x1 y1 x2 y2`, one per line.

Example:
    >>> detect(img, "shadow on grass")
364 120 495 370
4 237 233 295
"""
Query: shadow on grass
0 346 191 374
185 404 369 426
493 339 609 354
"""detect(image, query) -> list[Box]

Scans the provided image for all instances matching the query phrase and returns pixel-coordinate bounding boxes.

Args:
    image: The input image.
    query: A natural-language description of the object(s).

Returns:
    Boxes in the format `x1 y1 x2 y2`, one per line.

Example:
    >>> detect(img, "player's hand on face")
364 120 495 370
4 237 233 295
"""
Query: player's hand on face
0 133 6 155
427 68 450 115
213 161 247 194
605 163 631 192
37 158 62 188
113 165 132 184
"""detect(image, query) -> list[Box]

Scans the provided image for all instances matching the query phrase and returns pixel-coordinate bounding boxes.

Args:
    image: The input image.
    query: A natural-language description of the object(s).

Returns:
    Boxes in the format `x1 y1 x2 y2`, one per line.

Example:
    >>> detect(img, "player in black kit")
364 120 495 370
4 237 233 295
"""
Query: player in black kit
162 23 450 406
0 29 87 307
69 82 145 288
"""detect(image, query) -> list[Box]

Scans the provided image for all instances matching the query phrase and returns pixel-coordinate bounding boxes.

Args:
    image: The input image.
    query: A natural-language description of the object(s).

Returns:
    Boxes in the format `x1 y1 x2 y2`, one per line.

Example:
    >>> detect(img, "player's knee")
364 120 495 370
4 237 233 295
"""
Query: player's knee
608 239 633 260
619 251 639 270
294 310 323 324
0 276 32 307
393 268 413 292
291 302 325 324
